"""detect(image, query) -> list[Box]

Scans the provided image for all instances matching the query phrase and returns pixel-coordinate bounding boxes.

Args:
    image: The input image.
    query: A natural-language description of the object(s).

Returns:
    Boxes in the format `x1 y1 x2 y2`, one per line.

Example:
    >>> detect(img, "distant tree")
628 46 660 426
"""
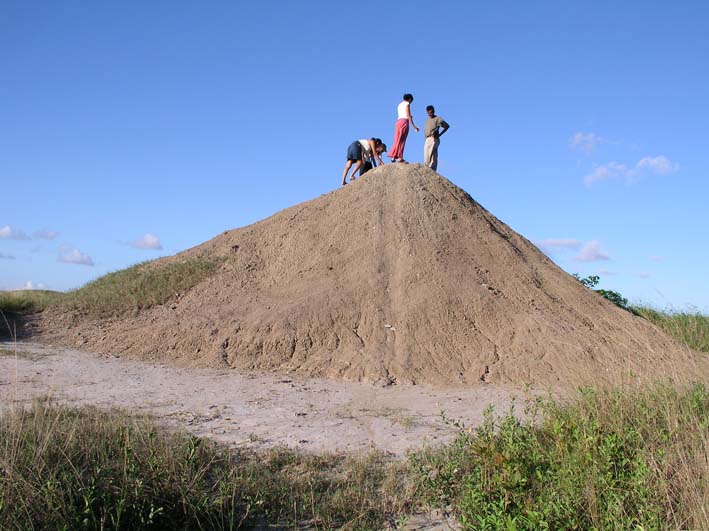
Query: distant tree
573 274 633 313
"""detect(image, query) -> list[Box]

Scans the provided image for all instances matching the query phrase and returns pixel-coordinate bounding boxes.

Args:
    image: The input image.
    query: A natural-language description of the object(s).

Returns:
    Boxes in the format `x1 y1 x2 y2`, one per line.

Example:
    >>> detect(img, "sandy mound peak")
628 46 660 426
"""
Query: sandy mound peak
41 164 708 388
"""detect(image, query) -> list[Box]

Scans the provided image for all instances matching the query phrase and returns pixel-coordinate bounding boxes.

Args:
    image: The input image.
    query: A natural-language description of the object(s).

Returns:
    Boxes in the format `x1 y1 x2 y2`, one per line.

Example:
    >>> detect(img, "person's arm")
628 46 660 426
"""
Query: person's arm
406 104 419 132
438 119 450 137
369 139 385 165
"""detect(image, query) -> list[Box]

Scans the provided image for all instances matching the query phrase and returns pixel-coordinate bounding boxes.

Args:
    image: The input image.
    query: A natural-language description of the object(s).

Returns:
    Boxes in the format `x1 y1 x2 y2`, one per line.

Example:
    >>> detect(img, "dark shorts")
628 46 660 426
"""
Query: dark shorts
346 141 363 162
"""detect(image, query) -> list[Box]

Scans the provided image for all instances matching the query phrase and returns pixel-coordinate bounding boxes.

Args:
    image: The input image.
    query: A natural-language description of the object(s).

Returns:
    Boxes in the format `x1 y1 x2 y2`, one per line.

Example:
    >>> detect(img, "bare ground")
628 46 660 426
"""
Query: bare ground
1 341 519 457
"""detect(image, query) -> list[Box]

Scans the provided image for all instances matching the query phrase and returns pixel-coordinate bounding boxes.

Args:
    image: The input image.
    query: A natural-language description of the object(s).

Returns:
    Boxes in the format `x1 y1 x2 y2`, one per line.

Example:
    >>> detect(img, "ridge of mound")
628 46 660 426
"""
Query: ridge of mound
39 164 708 388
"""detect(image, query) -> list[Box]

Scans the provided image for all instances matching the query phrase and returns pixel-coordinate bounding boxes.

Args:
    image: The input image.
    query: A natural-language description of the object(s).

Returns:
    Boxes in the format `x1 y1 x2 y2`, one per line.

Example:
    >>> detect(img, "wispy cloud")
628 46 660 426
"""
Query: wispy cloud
130 233 163 250
583 155 679 186
537 238 582 249
18 280 48 290
536 238 582 255
638 272 650 279
583 162 631 186
0 225 30 240
569 132 607 154
58 247 94 266
0 252 16 260
573 241 610 262
597 268 616 275
636 156 679 174
33 229 60 240
649 255 664 262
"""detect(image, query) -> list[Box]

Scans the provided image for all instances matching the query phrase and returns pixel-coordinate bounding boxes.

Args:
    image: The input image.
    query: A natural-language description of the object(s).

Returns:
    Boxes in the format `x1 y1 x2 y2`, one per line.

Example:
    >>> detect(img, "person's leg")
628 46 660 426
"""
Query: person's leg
342 160 354 185
398 122 410 161
431 138 440 171
360 160 373 176
423 137 434 167
388 119 408 161
350 160 362 179
343 141 363 184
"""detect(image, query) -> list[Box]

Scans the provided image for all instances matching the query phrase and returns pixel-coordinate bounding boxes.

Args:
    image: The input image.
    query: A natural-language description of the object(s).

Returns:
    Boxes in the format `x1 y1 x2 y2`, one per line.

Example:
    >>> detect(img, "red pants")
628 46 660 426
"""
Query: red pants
388 119 409 160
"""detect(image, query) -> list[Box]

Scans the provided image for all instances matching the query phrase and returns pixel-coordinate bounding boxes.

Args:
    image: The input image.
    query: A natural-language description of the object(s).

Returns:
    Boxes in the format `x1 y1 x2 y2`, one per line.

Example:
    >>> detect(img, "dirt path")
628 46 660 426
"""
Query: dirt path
1 341 520 456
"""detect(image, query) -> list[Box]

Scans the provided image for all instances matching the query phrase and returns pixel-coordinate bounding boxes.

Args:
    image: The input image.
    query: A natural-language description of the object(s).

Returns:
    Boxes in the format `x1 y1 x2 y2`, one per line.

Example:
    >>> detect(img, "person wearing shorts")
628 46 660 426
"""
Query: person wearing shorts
341 138 387 185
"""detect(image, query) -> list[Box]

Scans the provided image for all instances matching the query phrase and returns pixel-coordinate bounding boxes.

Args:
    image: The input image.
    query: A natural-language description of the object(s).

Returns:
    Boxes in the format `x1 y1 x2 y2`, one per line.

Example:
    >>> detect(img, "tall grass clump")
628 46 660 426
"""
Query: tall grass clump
0 402 412 530
0 289 63 314
62 259 221 317
411 384 709 530
634 306 709 353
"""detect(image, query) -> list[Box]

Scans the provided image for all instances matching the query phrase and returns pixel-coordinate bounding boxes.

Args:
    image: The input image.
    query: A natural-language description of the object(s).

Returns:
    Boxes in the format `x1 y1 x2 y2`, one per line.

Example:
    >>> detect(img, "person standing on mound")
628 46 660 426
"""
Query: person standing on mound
388 93 419 163
341 138 387 186
423 105 450 171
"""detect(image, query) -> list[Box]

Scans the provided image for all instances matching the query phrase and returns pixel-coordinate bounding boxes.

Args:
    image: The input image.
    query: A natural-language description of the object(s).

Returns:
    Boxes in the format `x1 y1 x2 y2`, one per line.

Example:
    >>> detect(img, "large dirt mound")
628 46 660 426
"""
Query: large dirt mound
39 164 707 388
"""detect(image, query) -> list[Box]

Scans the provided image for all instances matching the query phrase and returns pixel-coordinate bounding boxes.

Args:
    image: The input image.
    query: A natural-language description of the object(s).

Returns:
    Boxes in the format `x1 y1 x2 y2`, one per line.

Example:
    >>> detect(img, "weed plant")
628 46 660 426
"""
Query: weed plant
0 402 411 530
411 384 709 531
633 306 709 353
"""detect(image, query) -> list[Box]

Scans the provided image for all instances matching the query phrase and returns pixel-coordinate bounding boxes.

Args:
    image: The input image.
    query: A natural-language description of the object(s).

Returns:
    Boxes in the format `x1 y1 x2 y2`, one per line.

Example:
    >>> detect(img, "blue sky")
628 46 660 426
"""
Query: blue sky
2 1 708 310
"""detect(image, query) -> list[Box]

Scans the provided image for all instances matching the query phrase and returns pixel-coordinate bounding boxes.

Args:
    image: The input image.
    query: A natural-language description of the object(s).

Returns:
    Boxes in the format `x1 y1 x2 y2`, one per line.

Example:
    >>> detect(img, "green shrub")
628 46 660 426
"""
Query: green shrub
573 274 633 312
411 384 709 530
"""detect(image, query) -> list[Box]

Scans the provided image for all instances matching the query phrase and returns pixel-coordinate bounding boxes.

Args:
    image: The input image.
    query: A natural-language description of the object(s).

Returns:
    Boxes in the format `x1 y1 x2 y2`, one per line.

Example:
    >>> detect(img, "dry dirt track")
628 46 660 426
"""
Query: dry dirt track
1 341 519 457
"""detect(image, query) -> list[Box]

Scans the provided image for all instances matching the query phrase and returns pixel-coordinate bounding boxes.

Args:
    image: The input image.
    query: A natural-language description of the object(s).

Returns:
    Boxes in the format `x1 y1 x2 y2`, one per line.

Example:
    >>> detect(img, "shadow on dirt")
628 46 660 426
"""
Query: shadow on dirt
0 312 40 341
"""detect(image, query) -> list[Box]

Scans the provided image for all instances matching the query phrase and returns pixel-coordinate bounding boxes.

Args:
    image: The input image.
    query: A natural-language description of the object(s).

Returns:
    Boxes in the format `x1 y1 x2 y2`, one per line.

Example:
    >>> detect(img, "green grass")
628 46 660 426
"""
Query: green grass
3 385 708 530
61 259 222 317
633 306 709 353
0 289 63 314
0 402 413 530
1 259 221 319
411 383 709 531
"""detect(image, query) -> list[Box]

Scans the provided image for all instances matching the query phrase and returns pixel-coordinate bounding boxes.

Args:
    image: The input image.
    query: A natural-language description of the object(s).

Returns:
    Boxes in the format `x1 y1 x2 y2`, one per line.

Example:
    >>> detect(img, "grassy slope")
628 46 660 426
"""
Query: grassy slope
0 258 221 319
633 306 708 353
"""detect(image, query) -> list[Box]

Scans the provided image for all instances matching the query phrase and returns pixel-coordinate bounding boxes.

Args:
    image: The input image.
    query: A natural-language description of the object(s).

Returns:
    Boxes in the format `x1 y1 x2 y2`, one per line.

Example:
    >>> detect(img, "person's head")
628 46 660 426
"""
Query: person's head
403 93 413 103
372 138 386 153
426 105 435 117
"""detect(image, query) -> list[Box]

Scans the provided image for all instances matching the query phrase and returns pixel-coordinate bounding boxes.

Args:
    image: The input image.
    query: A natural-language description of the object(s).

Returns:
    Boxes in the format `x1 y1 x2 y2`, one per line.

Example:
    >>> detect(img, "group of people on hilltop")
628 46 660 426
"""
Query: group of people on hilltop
341 93 450 186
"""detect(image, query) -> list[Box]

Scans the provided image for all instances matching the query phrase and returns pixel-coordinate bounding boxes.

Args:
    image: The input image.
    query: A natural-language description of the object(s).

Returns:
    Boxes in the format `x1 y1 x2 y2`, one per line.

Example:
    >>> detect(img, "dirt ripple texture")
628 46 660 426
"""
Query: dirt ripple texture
38 164 707 388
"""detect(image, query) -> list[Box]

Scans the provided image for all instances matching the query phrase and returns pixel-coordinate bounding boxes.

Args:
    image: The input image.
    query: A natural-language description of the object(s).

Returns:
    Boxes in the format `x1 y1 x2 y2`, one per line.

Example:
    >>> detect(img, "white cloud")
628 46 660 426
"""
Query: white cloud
0 252 16 260
17 280 47 291
569 132 607 154
537 238 582 249
583 155 679 186
638 272 650 279
130 233 163 250
636 156 679 174
583 162 630 186
573 241 610 262
33 229 59 240
0 225 30 240
58 247 94 266
597 268 616 275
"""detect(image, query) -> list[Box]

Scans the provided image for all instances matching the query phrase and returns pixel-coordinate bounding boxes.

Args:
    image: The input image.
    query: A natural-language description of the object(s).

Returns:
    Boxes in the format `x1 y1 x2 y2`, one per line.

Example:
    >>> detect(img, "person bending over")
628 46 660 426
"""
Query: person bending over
341 138 386 186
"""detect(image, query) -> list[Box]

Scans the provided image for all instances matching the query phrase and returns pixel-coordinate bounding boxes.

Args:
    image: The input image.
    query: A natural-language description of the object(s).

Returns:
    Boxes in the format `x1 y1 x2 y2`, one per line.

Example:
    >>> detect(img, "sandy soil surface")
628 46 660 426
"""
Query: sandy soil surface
37 164 708 389
1 341 519 457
